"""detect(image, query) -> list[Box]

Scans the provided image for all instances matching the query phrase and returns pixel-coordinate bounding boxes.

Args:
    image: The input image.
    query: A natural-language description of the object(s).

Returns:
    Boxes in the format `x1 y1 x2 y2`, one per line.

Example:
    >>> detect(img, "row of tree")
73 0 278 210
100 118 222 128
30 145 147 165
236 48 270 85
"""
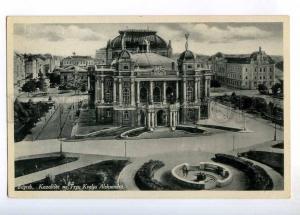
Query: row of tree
215 92 283 122
14 99 54 142
258 80 283 96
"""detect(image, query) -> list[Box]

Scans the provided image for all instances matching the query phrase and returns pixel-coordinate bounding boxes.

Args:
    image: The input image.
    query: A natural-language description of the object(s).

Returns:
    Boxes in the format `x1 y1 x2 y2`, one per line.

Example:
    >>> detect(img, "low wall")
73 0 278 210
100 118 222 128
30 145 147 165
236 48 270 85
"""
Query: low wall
171 162 233 190
120 127 146 139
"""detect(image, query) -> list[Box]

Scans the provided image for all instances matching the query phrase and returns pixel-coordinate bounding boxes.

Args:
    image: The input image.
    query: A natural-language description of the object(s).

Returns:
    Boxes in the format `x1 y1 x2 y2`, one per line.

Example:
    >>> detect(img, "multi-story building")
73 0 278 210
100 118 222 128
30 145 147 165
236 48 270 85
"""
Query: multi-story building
13 52 26 92
24 54 46 79
89 31 212 130
43 54 62 73
95 48 107 64
211 47 276 90
58 65 89 90
62 54 94 68
103 29 173 65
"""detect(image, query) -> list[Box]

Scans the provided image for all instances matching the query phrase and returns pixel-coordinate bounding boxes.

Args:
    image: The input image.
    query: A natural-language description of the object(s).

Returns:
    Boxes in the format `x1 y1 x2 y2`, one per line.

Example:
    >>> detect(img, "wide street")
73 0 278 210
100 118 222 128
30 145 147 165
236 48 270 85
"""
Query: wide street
20 91 87 141
15 100 283 159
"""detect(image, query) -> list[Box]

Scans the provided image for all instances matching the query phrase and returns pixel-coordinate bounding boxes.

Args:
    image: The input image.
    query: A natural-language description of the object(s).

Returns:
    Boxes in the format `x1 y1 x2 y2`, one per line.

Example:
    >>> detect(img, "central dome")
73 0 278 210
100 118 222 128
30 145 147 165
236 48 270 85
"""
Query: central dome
131 52 177 70
110 29 168 50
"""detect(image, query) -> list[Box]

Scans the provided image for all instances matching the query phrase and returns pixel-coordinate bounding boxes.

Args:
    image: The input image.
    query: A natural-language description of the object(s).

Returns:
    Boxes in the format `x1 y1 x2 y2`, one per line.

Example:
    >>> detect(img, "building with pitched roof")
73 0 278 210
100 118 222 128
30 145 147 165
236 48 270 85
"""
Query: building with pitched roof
211 47 276 90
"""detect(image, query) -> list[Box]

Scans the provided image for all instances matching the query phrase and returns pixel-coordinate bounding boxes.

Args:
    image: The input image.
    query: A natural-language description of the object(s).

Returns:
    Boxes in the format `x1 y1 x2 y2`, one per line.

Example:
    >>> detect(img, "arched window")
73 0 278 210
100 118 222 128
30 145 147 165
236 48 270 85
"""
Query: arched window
123 111 129 120
123 88 130 104
153 87 161 102
104 78 113 103
187 87 194 102
140 87 148 103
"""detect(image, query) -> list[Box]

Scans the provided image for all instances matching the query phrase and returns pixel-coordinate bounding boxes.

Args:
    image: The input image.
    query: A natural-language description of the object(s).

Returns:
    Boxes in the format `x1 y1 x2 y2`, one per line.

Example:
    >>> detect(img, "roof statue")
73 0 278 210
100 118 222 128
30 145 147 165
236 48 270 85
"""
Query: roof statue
185 33 190 51
144 39 150 53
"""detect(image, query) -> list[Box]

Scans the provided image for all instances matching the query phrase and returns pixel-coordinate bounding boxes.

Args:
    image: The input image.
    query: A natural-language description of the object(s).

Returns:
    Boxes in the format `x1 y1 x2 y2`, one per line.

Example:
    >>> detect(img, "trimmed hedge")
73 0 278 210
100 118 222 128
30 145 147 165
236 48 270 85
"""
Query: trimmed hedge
240 151 284 175
135 160 172 190
213 154 273 190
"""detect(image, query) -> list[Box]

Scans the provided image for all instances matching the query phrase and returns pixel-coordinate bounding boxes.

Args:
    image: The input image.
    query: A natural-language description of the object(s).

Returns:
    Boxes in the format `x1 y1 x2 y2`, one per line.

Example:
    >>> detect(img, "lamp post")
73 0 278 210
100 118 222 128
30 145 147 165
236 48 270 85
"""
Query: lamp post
273 105 277 141
59 105 64 155
232 134 235 152
124 141 127 158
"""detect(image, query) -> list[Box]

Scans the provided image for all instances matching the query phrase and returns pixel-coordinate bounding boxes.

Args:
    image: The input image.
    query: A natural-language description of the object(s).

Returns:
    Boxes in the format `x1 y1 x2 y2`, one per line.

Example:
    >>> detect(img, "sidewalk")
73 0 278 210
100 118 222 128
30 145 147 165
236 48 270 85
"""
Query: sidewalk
15 154 113 187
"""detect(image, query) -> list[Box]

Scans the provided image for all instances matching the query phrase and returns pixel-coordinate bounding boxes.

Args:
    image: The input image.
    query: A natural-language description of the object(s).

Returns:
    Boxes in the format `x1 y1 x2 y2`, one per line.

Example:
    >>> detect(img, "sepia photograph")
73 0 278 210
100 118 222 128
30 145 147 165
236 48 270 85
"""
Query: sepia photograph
7 16 290 198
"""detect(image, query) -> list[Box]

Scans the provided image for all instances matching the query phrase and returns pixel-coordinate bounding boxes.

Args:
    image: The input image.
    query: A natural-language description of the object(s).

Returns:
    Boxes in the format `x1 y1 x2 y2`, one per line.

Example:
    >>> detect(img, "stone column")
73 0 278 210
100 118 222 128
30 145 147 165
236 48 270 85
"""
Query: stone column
87 76 90 91
147 112 150 128
118 78 122 105
163 81 166 104
194 78 198 103
113 78 117 103
198 106 201 121
150 81 153 103
183 78 187 103
136 81 140 104
204 78 208 97
131 79 135 106
198 79 201 100
100 77 104 103
176 81 179 101
152 112 155 128
169 111 173 127
95 77 99 102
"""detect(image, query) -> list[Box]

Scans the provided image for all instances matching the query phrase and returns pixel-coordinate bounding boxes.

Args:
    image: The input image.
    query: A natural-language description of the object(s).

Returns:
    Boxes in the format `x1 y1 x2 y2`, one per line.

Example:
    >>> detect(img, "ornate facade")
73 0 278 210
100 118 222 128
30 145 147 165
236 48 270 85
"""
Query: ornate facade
89 31 212 130
211 47 276 90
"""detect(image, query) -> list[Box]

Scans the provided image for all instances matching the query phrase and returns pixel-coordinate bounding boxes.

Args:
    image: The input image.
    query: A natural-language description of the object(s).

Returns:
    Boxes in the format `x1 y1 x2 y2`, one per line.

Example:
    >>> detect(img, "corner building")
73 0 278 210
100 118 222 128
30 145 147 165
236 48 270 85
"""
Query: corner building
89 30 213 130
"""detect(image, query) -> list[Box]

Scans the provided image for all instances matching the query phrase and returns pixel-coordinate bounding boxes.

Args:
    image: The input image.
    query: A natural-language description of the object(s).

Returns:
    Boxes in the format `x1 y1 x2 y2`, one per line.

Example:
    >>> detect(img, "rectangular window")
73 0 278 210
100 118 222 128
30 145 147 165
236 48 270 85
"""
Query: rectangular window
123 111 129 120
106 110 111 117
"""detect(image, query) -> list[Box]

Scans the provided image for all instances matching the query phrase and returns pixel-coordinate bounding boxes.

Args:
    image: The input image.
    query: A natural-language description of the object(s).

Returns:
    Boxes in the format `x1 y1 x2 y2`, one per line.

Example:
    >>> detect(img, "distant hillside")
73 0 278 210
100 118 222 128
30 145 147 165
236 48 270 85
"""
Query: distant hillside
270 55 283 63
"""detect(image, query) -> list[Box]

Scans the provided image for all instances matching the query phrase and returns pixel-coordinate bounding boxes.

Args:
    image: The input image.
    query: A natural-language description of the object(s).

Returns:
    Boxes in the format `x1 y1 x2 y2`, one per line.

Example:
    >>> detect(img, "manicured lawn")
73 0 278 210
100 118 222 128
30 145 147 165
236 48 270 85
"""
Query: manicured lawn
15 156 78 177
24 160 130 191
241 151 284 175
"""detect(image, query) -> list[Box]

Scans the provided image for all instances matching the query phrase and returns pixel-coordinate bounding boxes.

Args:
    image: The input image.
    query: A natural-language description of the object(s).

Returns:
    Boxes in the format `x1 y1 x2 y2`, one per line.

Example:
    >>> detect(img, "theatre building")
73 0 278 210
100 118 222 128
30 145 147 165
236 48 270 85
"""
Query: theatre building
89 30 213 130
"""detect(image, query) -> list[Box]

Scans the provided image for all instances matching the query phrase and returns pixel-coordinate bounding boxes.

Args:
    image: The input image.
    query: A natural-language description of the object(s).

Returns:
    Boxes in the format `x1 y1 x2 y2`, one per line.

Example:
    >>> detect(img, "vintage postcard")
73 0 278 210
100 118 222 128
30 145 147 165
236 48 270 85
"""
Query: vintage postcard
7 16 290 198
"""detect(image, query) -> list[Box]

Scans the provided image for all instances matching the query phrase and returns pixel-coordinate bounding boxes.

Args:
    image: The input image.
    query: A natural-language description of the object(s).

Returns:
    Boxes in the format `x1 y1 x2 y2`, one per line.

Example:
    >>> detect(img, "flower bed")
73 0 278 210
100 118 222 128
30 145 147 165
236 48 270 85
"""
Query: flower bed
213 154 273 190
134 160 171 190
240 151 284 175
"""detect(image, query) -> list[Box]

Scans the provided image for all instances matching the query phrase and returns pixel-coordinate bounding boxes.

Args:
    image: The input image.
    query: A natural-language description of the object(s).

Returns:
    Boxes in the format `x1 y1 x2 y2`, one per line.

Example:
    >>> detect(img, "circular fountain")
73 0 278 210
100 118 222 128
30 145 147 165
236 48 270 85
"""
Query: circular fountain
171 162 233 190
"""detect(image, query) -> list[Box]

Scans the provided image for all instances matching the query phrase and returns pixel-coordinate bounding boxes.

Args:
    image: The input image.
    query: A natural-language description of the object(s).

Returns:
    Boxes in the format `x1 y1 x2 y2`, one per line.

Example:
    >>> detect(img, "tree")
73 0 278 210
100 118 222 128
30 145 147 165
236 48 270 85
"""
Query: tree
240 96 253 110
230 92 239 107
21 79 37 95
272 83 282 95
258 84 269 95
253 97 267 113
48 71 60 86
210 79 221 88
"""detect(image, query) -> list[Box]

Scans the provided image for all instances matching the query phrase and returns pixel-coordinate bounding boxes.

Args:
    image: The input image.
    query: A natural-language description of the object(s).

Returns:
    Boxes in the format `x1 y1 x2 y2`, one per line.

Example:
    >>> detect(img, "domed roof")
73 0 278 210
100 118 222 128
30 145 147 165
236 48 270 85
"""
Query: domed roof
131 52 177 70
110 29 168 50
178 50 195 61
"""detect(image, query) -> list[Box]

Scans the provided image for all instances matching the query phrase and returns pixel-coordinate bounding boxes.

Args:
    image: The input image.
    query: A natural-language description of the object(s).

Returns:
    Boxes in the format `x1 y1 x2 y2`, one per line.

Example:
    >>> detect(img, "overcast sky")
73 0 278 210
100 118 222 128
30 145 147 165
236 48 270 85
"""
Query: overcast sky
13 22 283 57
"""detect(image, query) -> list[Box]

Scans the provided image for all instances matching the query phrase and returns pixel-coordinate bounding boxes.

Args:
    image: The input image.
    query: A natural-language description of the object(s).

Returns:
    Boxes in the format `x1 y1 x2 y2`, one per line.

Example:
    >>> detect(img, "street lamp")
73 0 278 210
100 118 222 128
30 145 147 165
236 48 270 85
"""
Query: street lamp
232 134 235 152
59 105 64 155
124 141 127 158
